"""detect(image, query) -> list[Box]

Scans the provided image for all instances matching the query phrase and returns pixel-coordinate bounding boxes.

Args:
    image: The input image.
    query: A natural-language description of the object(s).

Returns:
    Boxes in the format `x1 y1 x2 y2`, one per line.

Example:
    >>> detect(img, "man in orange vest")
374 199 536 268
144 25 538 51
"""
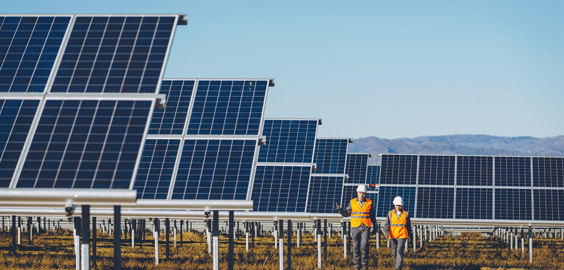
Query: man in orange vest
337 184 377 270
383 196 412 270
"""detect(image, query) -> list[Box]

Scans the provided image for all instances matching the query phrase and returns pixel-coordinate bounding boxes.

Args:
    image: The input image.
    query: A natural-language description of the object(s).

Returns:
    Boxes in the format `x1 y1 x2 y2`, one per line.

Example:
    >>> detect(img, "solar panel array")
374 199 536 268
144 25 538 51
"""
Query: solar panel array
377 154 564 221
133 79 271 200
341 153 370 207
307 138 350 213
251 119 319 212
1 15 181 192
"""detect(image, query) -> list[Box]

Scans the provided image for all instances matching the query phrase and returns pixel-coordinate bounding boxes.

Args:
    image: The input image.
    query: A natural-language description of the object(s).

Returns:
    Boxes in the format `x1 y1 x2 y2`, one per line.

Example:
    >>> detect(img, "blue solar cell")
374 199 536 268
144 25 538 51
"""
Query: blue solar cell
534 189 564 221
0 99 39 187
457 156 493 186
307 176 344 213
533 157 564 187
380 155 417 185
252 165 311 212
375 186 416 217
495 157 531 187
172 139 256 200
345 153 368 184
417 187 454 219
51 16 176 93
367 165 380 185
133 139 180 199
313 139 348 174
0 16 70 92
16 100 151 189
455 188 492 219
495 188 532 220
187 80 268 135
149 80 194 135
258 119 317 163
418 155 455 185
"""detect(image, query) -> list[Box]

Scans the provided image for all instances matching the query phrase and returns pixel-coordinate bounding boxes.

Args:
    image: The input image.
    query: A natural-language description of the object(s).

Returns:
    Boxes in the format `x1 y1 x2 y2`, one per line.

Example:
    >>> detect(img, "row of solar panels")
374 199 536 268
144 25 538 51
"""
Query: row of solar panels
1 15 563 221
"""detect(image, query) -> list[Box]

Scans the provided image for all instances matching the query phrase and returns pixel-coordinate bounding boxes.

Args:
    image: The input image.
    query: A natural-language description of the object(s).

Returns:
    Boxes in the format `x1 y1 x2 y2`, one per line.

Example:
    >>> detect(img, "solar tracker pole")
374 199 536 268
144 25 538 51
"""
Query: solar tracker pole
528 225 533 263
317 219 322 268
343 222 347 258
165 218 170 260
236 221 239 241
288 220 293 270
245 221 249 252
228 211 234 270
515 228 519 250
206 218 212 255
509 228 513 250
561 228 563 240
274 220 278 249
81 205 90 270
252 222 255 248
17 216 21 245
92 217 97 268
278 220 284 270
74 217 81 270
376 223 380 250
131 219 135 248
180 220 183 246
174 220 177 248
27 217 32 244
212 211 219 270
413 225 417 252
11 215 16 255
419 227 423 248
521 227 524 254
114 206 122 270
153 218 159 265
324 220 328 262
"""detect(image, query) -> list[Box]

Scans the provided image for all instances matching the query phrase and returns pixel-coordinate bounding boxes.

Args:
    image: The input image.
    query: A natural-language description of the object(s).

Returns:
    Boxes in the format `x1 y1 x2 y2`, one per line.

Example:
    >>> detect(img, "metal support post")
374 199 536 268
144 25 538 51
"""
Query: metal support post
92 217 97 268
413 225 417 252
165 218 170 260
11 215 16 255
274 220 278 250
212 211 219 270
287 220 293 270
74 217 81 270
343 222 348 258
324 220 328 262
228 211 234 270
528 225 533 264
206 218 211 255
317 220 322 268
279 220 284 270
180 220 183 246
153 218 159 265
114 206 122 270
81 205 90 270
27 217 32 244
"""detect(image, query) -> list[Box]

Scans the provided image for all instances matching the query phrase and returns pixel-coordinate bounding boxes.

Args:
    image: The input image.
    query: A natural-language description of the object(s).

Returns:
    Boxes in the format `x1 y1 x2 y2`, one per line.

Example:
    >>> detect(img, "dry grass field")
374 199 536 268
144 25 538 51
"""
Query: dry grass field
0 228 563 269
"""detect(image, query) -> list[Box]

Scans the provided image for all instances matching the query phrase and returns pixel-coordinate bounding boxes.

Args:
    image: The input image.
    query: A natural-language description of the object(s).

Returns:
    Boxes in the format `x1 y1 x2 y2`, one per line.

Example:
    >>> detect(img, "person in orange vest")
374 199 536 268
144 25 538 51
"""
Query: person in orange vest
336 184 377 270
383 196 412 270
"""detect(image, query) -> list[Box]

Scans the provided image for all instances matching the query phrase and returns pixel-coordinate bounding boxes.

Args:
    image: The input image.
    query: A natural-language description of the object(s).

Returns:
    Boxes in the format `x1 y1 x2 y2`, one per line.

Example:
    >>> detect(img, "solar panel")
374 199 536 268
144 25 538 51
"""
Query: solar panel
313 138 348 174
380 154 417 185
495 188 532 220
258 119 318 163
0 16 70 93
418 155 455 185
148 79 194 135
533 157 564 187
457 156 493 186
366 165 380 185
187 80 268 135
307 176 344 213
345 153 368 184
51 16 177 93
379 154 564 221
455 188 492 219
533 189 564 221
375 186 416 217
252 165 311 212
172 139 257 200
133 139 180 199
495 157 531 187
0 99 39 187
17 100 152 189
416 187 454 219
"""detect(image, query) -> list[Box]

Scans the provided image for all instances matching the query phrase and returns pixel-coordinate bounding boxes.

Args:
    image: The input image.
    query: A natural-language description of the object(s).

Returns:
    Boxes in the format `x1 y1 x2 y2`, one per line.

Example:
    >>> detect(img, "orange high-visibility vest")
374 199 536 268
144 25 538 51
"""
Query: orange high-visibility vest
388 209 409 239
350 198 372 228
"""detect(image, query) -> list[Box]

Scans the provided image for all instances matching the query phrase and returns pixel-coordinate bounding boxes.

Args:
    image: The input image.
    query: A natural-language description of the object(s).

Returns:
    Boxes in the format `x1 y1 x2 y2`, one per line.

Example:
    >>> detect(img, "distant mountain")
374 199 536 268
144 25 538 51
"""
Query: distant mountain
348 135 564 165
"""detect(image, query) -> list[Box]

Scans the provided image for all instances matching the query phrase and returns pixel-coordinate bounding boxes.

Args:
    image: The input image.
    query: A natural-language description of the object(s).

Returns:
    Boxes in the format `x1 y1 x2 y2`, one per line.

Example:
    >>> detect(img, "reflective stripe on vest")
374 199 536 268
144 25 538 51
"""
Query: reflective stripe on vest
388 209 409 239
350 198 372 228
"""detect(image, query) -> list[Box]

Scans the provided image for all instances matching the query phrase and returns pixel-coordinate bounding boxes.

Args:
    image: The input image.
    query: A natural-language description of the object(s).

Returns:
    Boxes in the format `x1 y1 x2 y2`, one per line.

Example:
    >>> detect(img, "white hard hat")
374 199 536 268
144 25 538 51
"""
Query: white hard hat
393 196 404 206
356 184 367 193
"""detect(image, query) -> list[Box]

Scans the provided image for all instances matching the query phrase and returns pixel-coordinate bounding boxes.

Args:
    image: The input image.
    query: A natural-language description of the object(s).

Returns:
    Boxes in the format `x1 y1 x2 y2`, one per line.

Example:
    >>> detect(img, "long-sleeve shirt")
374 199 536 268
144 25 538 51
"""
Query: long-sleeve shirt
339 198 377 228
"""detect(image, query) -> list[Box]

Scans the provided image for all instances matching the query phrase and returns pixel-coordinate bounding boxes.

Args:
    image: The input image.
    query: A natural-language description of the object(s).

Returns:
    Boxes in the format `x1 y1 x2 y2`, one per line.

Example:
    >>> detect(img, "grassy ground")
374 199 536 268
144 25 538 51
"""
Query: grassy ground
0 229 563 269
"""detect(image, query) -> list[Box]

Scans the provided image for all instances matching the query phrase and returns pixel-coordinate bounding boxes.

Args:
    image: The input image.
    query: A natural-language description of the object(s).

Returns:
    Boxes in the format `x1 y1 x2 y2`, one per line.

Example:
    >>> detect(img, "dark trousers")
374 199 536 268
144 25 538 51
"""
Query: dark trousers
390 238 407 270
351 226 370 267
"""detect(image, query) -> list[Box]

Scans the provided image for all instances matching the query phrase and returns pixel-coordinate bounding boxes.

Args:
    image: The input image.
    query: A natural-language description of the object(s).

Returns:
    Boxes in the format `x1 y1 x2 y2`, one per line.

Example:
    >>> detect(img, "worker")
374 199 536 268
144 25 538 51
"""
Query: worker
383 196 412 270
335 184 377 270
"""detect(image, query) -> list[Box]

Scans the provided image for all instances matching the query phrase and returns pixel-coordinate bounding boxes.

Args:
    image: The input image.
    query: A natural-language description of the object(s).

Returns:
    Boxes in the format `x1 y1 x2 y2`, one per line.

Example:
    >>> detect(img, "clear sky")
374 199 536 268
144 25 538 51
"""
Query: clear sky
5 0 564 139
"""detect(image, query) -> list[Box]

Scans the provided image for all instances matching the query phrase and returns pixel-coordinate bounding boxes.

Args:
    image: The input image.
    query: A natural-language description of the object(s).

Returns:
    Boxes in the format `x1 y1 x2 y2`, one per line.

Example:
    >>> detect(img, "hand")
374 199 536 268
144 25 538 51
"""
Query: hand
371 228 377 235
333 203 341 211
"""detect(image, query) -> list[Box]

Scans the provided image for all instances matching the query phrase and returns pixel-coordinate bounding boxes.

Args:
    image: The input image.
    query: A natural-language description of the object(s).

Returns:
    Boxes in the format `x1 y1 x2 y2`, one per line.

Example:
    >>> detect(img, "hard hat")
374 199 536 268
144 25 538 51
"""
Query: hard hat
393 196 404 206
356 184 367 193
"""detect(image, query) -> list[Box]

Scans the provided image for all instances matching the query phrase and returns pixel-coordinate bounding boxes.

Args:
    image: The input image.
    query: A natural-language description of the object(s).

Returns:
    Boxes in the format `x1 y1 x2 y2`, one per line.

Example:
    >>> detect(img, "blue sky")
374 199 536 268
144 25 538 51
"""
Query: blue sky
6 0 564 139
